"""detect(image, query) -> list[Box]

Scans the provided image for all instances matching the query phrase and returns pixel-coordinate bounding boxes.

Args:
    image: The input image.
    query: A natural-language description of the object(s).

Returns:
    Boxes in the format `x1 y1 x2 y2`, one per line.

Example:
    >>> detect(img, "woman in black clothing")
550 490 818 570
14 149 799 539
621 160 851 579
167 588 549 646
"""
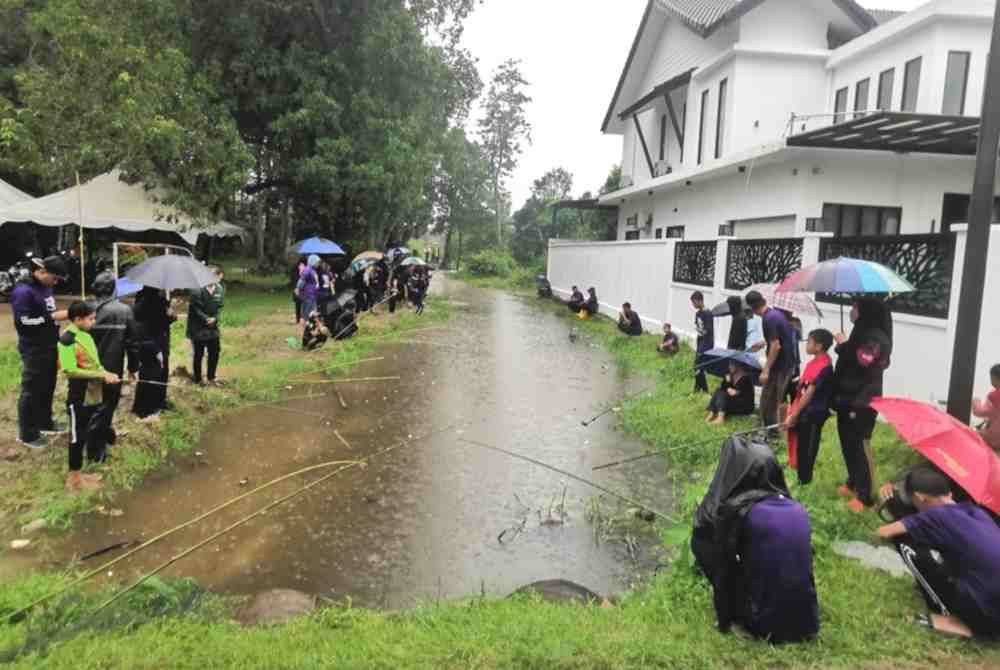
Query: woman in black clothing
132 287 176 419
833 297 893 511
726 296 748 351
706 361 755 424
583 288 599 316
291 258 306 325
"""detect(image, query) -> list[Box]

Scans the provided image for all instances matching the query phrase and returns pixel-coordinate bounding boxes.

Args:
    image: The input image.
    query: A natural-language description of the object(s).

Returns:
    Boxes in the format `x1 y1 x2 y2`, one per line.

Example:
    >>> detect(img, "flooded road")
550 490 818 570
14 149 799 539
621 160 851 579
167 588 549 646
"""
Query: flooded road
38 275 671 608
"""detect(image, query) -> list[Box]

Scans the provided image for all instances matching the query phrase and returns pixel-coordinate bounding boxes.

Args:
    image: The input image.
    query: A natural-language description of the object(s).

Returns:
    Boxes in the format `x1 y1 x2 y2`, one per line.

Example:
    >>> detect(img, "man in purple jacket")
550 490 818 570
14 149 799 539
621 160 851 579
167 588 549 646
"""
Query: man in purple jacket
11 256 69 449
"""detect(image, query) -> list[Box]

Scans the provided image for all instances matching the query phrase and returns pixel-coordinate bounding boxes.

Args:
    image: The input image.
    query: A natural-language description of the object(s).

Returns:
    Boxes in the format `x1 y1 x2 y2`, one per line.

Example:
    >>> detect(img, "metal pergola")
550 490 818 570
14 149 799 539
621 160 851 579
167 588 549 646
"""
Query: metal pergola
787 111 981 156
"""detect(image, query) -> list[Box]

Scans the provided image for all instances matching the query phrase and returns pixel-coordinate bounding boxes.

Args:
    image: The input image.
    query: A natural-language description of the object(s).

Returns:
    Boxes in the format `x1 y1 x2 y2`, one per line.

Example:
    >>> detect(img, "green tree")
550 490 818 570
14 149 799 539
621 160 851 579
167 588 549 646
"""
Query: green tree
477 59 531 246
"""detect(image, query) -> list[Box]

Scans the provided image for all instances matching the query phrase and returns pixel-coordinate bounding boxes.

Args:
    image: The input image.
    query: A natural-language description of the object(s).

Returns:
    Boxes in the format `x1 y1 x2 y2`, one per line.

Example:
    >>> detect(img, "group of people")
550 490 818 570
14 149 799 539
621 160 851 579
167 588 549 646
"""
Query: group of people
566 285 599 319
12 255 225 494
559 281 1000 641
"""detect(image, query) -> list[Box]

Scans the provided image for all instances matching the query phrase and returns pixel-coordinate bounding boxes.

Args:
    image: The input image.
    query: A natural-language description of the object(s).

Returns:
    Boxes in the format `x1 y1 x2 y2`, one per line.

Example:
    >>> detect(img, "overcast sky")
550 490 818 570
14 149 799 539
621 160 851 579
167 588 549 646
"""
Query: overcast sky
460 0 929 210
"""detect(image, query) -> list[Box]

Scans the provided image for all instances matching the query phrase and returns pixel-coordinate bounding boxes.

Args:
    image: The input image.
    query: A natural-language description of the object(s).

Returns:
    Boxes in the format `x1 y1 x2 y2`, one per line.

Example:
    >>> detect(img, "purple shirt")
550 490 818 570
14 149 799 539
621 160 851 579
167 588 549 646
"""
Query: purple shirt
761 308 796 374
298 267 319 301
742 496 819 642
903 503 1000 623
11 279 58 351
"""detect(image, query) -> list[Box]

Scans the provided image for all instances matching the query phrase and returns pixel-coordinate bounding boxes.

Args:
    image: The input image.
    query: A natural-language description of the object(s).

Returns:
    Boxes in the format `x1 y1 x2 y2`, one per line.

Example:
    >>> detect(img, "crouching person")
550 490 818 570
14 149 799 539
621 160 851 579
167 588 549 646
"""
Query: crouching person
877 467 1000 639
692 436 819 644
59 301 120 494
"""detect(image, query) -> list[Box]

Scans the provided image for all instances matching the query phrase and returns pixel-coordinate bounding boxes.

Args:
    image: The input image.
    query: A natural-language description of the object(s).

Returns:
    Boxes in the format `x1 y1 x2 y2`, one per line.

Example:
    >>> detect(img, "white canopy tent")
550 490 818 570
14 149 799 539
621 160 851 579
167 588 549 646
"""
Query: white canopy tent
0 170 244 245
0 178 32 208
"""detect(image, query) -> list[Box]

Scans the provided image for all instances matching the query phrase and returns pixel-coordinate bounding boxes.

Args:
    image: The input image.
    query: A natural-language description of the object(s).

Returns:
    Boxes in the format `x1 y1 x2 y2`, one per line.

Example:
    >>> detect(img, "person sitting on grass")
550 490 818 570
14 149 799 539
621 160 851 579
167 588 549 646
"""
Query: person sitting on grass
877 467 1000 639
705 360 755 425
579 287 599 319
658 323 680 356
567 285 584 312
973 363 1000 452
58 301 121 495
617 302 643 336
302 310 330 351
785 329 834 486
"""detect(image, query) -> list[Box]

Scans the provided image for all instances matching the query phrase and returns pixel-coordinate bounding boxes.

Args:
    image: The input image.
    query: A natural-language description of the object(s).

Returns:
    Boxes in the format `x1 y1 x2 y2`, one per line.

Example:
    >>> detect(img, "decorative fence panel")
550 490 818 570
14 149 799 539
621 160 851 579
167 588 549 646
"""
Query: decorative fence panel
724 238 804 290
818 233 956 318
672 241 716 286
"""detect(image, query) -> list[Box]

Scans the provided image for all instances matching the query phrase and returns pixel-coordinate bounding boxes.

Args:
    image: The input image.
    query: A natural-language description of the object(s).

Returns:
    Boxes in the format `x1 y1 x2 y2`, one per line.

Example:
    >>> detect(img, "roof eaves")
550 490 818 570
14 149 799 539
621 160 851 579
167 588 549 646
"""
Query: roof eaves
601 0 657 133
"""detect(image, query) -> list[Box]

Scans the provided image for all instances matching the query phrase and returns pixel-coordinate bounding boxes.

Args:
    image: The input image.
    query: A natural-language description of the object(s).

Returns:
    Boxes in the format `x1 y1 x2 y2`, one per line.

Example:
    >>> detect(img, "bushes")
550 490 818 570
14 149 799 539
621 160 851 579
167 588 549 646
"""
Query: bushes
465 249 517 277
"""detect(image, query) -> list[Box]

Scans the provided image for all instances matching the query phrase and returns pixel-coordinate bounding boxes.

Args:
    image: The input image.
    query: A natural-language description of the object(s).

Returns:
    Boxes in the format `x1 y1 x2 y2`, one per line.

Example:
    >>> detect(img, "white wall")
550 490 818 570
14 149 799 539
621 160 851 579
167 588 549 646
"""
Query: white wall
738 0 842 50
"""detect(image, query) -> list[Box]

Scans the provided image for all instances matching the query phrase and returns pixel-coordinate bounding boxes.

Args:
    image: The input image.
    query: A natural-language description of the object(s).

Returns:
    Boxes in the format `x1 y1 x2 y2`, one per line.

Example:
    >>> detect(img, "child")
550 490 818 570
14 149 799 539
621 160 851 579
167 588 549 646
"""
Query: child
302 310 330 351
786 329 834 485
617 302 643 336
692 291 714 393
658 323 680 355
59 301 120 494
705 360 755 424
877 467 1000 639
973 364 1000 452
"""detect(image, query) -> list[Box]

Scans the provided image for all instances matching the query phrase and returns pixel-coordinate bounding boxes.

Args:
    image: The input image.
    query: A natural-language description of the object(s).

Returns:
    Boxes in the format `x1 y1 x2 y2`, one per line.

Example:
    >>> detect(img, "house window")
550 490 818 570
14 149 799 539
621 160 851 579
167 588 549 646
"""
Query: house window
624 230 640 241
834 87 849 121
715 79 728 159
877 68 894 111
821 203 902 236
680 103 687 164
697 89 709 165
942 51 971 115
940 192 1000 232
902 57 922 112
666 225 685 239
659 114 667 162
655 227 663 239
854 78 870 118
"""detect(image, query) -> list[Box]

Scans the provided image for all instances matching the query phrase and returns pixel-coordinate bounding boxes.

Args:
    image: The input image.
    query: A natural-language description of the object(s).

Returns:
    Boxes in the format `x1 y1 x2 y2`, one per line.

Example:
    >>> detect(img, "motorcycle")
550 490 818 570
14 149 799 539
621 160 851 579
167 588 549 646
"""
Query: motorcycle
0 254 33 302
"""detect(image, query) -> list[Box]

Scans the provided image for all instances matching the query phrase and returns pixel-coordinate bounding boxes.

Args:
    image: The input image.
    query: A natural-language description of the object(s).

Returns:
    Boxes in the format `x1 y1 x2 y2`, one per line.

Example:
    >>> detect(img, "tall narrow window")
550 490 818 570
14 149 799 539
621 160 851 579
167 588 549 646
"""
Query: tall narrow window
942 51 971 115
877 68 894 111
659 114 667 162
834 87 848 121
697 89 709 165
715 79 728 159
854 78 870 118
902 57 922 112
680 102 687 163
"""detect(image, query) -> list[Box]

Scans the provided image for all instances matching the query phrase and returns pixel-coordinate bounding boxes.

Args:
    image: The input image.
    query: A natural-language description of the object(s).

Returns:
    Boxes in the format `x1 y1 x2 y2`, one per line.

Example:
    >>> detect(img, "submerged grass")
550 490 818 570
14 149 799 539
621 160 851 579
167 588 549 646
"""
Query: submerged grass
2 281 998 669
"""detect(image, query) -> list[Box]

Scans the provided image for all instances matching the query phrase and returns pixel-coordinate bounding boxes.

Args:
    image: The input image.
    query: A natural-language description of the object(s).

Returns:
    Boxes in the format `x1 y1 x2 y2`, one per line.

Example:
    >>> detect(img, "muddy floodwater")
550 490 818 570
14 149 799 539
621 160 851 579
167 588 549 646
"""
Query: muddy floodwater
36 275 672 608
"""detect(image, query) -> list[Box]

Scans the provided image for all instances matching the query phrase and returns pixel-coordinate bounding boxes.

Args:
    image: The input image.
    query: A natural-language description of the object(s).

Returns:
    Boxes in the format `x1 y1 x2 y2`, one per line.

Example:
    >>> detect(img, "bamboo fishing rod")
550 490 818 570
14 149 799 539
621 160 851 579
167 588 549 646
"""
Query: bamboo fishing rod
89 423 461 616
590 424 785 471
458 437 676 523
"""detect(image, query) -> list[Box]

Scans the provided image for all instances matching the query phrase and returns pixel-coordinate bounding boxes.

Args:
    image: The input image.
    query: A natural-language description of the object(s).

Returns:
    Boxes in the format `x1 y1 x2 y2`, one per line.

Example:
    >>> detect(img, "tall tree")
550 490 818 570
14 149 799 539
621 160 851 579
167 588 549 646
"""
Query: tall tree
477 58 531 246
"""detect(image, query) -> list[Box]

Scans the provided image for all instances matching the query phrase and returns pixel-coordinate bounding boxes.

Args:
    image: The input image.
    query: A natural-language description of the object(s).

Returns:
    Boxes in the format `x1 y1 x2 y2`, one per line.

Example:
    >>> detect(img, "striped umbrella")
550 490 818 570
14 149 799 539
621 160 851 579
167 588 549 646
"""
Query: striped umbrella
746 283 824 320
777 257 914 328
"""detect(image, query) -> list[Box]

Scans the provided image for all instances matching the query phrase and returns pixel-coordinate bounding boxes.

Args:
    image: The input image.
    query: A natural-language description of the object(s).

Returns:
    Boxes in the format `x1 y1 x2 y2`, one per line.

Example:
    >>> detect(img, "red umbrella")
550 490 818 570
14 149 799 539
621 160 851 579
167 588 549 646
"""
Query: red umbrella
870 397 1000 515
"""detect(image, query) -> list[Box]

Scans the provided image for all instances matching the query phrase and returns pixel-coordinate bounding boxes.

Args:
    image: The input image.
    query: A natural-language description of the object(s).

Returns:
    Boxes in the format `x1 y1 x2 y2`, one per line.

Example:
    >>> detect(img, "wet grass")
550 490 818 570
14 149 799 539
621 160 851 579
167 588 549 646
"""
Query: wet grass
2 284 998 668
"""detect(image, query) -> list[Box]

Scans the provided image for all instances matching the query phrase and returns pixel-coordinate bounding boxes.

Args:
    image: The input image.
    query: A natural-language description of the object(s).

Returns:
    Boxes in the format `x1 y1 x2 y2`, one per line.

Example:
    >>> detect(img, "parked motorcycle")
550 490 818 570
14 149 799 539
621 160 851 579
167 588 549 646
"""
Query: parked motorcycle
0 254 33 302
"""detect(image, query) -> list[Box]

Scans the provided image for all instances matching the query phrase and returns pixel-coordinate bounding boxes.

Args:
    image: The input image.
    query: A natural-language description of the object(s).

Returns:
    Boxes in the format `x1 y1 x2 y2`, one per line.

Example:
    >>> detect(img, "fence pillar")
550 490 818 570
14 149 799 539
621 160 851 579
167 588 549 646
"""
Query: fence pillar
664 239 677 326
714 237 730 295
800 231 833 268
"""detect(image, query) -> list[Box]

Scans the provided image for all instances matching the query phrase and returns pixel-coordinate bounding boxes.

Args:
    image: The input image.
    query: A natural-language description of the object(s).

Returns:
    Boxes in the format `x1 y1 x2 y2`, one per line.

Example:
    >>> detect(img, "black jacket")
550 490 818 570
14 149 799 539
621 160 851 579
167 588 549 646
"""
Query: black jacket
833 298 893 410
133 289 176 347
91 297 139 376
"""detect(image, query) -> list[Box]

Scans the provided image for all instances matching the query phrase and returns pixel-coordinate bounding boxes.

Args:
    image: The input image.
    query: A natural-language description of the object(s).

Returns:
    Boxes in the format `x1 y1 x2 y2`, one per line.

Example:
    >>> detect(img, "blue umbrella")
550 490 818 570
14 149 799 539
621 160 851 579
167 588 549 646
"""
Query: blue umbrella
115 276 143 298
698 348 763 385
293 237 345 255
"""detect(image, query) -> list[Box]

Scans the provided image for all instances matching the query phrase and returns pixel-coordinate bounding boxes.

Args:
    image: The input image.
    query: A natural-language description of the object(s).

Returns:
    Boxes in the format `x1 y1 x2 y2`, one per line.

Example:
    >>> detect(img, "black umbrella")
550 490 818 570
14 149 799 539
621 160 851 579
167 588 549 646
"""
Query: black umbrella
125 255 218 291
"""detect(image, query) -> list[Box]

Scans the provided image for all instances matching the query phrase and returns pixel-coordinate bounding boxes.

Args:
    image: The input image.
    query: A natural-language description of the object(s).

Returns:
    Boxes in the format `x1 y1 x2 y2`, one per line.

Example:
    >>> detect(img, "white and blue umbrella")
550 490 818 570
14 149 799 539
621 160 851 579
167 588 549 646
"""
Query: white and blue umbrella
292 237 345 256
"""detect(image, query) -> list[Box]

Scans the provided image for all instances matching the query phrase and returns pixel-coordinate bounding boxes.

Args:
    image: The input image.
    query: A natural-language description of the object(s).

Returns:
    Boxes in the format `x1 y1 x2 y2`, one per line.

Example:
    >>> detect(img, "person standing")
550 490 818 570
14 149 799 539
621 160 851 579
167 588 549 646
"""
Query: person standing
88 272 139 451
786 329 835 485
132 286 177 419
295 255 320 320
746 290 796 438
58 301 120 494
291 257 306 325
833 297 893 512
11 255 69 449
725 296 748 352
187 266 225 386
691 291 714 394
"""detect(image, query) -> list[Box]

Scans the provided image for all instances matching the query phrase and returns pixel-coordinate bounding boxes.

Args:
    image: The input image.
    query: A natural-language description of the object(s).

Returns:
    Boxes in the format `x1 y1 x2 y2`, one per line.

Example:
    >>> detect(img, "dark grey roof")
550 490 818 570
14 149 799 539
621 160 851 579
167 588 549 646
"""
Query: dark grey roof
656 0 877 37
866 8 905 24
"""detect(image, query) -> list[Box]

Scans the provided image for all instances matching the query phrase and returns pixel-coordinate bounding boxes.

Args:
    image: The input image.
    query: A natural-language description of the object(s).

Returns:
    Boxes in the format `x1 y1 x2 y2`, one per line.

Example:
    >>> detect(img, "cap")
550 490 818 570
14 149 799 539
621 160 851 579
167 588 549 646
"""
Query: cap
32 255 69 279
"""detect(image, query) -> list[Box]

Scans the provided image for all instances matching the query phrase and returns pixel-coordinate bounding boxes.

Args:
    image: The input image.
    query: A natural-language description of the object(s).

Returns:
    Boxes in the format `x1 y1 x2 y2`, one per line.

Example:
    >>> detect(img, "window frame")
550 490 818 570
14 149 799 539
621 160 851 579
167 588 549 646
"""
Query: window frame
942 50 971 115
659 113 668 162
854 77 870 118
697 89 710 165
902 56 922 112
624 230 641 241
834 87 849 121
715 78 728 159
666 225 686 239
877 68 895 111
821 202 903 237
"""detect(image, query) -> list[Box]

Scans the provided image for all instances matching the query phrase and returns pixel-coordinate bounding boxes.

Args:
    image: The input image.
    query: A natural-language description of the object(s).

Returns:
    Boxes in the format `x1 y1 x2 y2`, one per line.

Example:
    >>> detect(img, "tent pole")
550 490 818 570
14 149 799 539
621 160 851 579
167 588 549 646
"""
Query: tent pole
76 171 85 299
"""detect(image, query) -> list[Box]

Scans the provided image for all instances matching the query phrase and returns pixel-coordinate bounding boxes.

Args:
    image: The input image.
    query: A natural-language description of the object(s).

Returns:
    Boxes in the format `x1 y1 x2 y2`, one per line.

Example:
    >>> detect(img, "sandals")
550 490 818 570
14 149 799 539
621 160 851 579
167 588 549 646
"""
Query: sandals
913 614 973 639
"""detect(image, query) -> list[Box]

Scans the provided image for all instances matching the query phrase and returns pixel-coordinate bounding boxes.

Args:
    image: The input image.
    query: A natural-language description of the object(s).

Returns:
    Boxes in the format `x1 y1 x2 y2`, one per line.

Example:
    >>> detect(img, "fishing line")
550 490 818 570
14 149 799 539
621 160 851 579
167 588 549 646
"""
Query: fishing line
457 437 676 523
591 424 784 471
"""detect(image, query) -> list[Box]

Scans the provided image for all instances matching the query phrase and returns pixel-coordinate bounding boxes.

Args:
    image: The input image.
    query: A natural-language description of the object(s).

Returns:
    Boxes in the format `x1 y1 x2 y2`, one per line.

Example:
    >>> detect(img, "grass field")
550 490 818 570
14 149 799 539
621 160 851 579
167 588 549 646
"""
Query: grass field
1 276 997 669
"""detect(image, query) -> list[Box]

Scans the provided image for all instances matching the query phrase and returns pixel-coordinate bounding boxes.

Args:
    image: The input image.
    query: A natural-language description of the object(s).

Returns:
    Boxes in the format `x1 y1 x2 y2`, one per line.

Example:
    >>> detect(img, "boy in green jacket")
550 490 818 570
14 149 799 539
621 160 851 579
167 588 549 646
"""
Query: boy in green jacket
58 301 120 494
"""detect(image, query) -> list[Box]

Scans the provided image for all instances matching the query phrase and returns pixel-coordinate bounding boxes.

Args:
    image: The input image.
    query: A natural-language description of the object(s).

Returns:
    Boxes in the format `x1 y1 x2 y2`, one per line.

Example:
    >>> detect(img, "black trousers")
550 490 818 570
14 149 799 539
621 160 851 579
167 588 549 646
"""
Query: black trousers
68 402 101 471
837 407 878 505
794 418 825 485
897 541 997 637
134 344 165 417
192 338 220 383
88 382 122 455
694 354 710 393
18 347 58 442
293 295 302 322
